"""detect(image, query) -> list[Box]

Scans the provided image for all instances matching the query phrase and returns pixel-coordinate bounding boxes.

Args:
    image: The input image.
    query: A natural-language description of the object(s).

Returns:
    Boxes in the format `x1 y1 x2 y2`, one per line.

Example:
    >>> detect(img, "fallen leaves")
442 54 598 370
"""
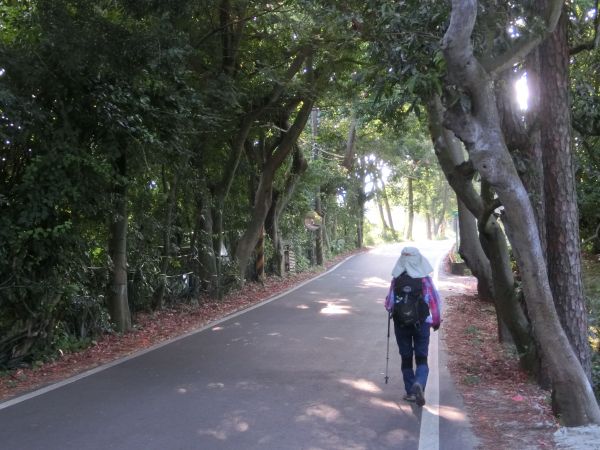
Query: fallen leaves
443 290 559 449
0 250 362 402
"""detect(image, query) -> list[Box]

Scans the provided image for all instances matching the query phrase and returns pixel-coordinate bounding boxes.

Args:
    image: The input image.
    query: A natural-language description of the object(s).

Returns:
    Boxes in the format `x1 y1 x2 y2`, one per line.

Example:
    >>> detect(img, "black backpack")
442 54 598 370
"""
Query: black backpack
392 272 429 327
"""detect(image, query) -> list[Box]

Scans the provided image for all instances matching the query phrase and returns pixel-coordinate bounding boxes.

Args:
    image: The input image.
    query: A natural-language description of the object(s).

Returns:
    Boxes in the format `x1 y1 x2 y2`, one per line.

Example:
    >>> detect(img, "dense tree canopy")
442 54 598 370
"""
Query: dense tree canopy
1 0 600 426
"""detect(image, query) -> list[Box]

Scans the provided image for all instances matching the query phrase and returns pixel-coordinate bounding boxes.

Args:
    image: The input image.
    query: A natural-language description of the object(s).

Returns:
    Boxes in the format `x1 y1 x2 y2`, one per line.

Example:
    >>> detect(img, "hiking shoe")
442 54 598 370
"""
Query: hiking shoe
412 383 425 407
403 393 416 402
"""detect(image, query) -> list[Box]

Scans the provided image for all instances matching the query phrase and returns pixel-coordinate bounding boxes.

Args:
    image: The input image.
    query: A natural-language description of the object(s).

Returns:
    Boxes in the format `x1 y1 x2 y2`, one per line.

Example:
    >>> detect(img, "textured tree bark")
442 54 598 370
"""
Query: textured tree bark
538 9 591 379
456 199 493 301
107 151 131 332
495 44 552 385
523 49 547 254
442 0 600 425
196 182 219 298
342 113 357 170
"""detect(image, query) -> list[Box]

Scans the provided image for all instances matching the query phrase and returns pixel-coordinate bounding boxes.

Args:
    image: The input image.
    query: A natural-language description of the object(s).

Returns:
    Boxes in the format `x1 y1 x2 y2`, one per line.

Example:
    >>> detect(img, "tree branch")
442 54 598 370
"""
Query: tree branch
570 0 600 55
480 0 563 75
482 198 503 224
582 222 600 245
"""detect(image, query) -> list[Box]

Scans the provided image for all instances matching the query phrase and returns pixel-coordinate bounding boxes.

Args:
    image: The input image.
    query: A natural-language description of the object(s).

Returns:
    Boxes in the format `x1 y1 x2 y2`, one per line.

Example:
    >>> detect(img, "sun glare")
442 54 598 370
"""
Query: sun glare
515 74 529 111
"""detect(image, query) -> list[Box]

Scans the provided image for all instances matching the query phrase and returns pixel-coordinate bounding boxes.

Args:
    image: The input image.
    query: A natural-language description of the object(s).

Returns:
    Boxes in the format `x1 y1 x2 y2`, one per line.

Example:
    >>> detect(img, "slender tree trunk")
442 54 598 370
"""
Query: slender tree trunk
356 192 365 248
196 185 219 299
436 185 450 238
376 190 388 231
539 8 591 379
379 175 396 237
107 151 131 332
255 226 265 281
426 212 433 240
152 167 179 309
406 177 414 240
265 192 284 276
312 108 323 266
355 159 368 248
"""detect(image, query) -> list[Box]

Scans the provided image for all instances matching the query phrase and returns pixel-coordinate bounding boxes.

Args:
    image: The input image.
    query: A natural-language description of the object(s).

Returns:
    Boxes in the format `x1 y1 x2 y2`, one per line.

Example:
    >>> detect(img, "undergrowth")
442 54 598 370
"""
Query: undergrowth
582 254 600 401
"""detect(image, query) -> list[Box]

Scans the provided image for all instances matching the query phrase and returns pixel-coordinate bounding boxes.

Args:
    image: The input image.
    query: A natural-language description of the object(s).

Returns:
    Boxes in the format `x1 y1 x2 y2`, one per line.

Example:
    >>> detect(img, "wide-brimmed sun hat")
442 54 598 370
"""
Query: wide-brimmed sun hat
391 246 433 278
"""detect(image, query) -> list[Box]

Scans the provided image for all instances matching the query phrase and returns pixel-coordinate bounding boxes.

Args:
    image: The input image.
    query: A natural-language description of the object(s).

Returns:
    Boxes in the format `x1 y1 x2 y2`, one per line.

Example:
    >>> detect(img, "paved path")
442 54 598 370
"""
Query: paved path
0 241 478 450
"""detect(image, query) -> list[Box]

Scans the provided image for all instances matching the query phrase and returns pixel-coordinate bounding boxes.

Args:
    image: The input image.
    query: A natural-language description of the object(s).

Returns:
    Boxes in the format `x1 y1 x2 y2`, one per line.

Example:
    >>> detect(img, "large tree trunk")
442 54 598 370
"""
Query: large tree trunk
235 99 314 279
107 151 131 332
538 8 591 379
265 145 308 276
211 48 311 276
457 198 493 301
495 47 551 384
343 112 357 170
442 0 600 425
427 93 537 372
427 96 494 301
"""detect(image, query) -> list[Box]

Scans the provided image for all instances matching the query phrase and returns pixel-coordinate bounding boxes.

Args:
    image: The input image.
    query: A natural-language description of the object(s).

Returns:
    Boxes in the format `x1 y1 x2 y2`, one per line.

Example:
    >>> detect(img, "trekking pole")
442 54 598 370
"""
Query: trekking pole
385 311 391 384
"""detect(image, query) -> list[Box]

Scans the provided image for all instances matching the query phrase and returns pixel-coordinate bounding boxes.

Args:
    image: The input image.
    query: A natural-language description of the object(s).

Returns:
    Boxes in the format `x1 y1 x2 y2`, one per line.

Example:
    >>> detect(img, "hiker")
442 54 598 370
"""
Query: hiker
384 246 441 407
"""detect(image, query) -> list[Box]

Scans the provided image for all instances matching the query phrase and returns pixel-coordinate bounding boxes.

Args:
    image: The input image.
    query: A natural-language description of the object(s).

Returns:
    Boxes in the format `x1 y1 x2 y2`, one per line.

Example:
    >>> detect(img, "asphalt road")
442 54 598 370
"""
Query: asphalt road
0 240 478 450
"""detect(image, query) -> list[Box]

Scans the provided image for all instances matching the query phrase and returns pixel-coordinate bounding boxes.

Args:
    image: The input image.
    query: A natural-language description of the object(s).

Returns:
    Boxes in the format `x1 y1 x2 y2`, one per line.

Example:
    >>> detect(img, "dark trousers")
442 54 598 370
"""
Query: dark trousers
393 321 431 394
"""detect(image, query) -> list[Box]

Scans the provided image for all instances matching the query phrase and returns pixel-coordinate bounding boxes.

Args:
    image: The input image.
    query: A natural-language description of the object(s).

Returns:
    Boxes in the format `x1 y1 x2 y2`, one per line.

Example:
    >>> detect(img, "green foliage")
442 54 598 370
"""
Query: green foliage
581 255 600 398
0 0 453 367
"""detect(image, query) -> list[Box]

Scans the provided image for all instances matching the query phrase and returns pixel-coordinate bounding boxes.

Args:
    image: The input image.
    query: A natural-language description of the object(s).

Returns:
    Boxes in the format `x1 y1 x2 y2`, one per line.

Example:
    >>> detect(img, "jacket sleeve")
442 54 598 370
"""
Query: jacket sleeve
384 278 395 312
423 276 442 327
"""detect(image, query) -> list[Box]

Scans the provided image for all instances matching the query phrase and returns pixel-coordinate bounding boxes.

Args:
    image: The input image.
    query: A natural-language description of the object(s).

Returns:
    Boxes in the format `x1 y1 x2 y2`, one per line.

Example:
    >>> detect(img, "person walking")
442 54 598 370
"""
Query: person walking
384 246 442 407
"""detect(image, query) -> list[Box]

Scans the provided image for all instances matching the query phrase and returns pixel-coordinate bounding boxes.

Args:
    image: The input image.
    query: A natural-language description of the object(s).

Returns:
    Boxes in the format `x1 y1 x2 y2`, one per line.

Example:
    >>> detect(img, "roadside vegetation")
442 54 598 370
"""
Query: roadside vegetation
582 255 600 400
2 0 600 427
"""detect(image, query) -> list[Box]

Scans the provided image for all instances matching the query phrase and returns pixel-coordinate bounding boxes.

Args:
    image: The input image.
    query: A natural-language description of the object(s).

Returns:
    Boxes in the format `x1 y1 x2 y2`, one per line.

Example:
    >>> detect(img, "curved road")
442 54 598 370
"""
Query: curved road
0 240 477 449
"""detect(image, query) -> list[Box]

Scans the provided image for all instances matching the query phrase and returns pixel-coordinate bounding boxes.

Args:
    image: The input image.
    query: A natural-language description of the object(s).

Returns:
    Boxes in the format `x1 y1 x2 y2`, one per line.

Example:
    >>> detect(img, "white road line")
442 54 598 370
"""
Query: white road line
0 255 357 411
418 245 450 450
419 328 440 450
